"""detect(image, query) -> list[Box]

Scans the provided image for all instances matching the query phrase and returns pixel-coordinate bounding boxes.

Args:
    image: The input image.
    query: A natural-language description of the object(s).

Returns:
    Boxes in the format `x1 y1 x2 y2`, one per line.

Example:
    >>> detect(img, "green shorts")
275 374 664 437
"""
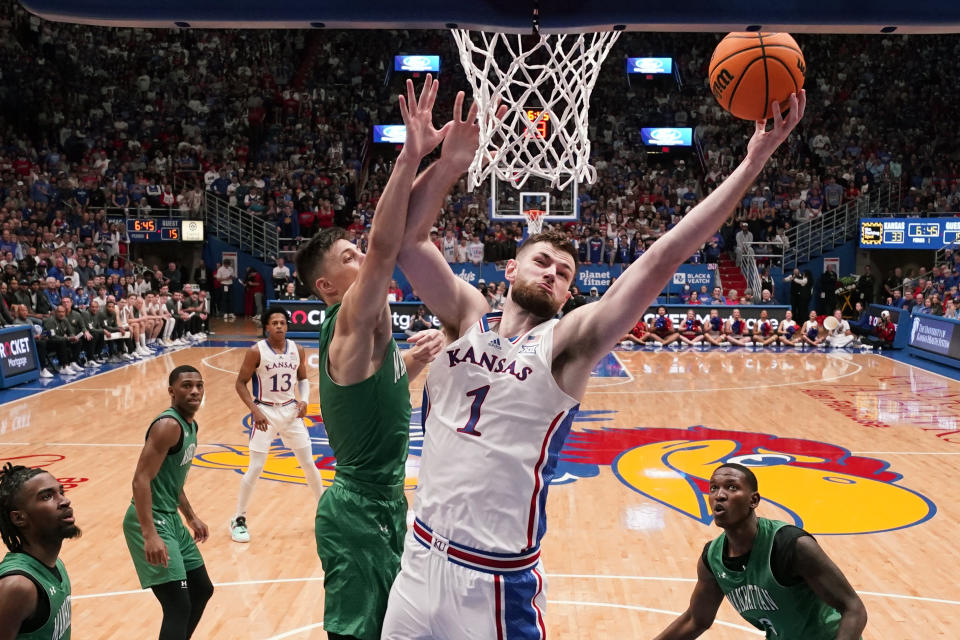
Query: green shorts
122 503 204 589
315 478 407 640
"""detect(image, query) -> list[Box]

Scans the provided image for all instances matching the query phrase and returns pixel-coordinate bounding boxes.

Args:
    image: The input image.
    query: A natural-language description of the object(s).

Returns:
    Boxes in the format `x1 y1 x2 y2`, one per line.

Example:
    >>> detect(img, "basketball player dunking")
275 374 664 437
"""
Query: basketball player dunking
229 306 324 543
380 90 805 638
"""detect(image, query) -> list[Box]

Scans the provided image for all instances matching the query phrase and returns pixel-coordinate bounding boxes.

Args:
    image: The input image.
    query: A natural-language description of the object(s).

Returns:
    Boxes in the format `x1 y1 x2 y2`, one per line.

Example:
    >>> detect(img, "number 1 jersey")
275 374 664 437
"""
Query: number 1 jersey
416 312 580 554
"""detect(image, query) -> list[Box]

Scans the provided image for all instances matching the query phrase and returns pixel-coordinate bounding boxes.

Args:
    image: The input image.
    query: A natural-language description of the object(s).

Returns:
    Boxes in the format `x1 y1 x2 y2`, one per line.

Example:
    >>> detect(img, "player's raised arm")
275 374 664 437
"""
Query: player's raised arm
338 76 447 334
398 92 501 338
652 556 725 640
555 92 805 373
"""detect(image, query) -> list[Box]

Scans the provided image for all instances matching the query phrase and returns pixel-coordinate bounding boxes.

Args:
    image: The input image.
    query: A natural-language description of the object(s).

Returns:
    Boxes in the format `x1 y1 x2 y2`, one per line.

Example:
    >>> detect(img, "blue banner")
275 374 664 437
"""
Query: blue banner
860 217 960 250
372 125 406 143
626 57 672 74
390 263 712 297
909 313 960 357
394 55 440 72
640 127 693 146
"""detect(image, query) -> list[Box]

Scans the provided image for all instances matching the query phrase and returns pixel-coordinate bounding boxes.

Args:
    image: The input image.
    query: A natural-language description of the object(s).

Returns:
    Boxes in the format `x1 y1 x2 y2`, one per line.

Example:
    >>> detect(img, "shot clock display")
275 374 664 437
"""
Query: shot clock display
523 108 551 140
126 218 181 242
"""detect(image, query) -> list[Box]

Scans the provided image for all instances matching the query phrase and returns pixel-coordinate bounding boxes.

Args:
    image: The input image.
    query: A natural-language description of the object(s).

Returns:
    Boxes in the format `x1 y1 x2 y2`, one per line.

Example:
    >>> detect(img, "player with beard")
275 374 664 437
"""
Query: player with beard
0 463 80 638
653 464 866 639
381 89 805 638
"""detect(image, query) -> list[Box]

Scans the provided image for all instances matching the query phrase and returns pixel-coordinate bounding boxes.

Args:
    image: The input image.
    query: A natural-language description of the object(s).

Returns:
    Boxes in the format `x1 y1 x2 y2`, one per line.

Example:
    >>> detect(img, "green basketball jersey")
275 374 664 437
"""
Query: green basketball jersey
706 518 845 639
0 552 71 639
137 407 198 514
317 302 410 486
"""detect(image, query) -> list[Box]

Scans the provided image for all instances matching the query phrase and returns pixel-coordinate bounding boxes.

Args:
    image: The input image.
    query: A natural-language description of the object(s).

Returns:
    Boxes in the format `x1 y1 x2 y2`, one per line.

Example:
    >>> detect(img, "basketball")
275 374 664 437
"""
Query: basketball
708 32 805 121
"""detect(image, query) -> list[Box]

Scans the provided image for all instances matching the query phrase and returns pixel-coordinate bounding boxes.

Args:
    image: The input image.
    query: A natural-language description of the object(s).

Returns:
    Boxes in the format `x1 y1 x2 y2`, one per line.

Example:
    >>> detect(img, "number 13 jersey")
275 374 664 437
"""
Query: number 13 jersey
252 339 299 404
416 311 580 554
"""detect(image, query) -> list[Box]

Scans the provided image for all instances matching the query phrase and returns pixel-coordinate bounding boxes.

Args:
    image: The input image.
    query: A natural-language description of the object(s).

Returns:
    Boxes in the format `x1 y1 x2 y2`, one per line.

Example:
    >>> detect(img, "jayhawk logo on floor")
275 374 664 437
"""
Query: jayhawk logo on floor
193 409 934 534
556 425 935 535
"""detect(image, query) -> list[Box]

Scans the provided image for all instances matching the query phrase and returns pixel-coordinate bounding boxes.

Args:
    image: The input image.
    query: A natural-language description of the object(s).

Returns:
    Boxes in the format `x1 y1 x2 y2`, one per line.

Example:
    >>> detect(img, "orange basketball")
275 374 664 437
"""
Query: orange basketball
708 32 805 121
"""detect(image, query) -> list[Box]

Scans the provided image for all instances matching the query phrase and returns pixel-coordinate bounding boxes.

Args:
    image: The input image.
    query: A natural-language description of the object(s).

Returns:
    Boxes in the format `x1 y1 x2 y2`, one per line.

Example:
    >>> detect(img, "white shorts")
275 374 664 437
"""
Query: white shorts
382 519 548 640
826 334 855 348
248 402 311 453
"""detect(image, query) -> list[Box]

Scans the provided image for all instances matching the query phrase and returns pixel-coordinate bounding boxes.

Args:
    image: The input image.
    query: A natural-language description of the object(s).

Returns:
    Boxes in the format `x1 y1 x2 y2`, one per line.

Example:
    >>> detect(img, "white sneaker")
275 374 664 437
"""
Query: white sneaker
68 363 83 374
230 516 250 543
40 368 54 378
121 353 135 361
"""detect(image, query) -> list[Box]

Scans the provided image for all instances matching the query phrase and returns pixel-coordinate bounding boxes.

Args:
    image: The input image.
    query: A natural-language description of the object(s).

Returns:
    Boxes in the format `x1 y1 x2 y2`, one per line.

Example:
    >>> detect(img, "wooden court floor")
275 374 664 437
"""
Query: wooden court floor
1 338 958 638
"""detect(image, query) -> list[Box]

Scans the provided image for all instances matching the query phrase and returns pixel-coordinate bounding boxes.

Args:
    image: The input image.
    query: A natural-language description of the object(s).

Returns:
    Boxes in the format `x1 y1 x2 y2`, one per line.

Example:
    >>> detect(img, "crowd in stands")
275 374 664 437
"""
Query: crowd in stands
3 2 960 372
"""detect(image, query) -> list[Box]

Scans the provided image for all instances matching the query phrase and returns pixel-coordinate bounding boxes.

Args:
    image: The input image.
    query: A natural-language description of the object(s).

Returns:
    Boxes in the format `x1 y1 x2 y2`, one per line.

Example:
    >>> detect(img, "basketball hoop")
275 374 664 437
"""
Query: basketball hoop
451 29 620 192
524 209 546 235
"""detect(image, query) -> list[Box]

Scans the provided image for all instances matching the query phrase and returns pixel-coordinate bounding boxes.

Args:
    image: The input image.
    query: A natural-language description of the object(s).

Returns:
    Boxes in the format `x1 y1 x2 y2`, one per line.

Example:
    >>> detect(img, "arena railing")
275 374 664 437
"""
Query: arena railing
735 243 765 303
202 192 279 261
783 180 900 270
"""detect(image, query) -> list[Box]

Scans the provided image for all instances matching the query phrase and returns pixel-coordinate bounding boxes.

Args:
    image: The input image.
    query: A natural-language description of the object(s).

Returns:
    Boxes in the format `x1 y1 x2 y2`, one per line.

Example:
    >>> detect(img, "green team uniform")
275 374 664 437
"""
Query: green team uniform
315 302 410 640
706 517 854 639
0 553 71 639
122 407 204 589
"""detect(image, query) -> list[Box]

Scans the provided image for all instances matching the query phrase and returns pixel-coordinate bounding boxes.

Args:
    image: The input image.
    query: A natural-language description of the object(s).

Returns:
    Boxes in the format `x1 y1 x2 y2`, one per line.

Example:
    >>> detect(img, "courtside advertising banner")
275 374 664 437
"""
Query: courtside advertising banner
390 264 711 296
0 325 41 388
269 300 440 338
908 313 960 358
641 305 790 332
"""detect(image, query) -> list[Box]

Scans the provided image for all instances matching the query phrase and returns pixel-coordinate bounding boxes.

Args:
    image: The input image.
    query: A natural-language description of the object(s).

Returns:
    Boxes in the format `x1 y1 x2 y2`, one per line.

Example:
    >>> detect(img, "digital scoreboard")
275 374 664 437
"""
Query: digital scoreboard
860 217 960 250
127 218 180 242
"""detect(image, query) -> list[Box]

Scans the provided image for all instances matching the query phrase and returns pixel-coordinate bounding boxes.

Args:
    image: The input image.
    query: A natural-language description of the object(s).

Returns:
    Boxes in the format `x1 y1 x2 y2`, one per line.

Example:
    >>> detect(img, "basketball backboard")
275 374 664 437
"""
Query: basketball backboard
489 175 578 224
20 0 960 32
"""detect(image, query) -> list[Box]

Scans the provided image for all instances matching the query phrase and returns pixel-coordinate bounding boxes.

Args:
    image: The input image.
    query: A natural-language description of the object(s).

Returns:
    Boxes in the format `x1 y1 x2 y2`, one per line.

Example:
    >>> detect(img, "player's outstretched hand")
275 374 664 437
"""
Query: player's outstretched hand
251 407 269 432
747 89 806 164
398 74 450 161
189 517 209 543
441 92 509 174
296 400 308 419
406 329 445 365
144 532 169 568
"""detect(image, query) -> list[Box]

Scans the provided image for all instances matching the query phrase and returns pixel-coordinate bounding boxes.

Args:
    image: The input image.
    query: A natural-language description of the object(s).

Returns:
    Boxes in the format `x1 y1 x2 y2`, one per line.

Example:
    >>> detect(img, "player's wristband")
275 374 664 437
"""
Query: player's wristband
297 378 310 404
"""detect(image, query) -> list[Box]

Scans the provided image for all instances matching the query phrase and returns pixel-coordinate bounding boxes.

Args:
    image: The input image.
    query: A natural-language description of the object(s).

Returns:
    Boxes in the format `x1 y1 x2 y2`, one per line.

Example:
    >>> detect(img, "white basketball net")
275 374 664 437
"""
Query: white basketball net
451 29 620 192
524 209 546 235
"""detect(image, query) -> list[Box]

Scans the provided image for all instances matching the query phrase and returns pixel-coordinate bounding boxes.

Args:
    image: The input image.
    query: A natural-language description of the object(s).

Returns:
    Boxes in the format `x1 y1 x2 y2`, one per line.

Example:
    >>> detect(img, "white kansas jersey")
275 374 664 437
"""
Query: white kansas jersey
441 236 457 263
416 312 580 554
252 339 299 404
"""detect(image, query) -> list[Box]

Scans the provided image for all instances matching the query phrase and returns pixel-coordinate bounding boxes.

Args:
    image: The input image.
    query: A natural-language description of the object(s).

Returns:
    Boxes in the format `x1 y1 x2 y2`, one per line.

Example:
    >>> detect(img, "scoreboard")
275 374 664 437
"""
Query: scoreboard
126 219 203 242
860 217 960 250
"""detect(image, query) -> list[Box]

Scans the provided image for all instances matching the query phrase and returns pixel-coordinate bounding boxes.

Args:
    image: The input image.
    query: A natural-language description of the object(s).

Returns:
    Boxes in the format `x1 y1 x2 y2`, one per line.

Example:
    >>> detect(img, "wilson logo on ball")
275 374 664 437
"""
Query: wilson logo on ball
708 32 805 121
